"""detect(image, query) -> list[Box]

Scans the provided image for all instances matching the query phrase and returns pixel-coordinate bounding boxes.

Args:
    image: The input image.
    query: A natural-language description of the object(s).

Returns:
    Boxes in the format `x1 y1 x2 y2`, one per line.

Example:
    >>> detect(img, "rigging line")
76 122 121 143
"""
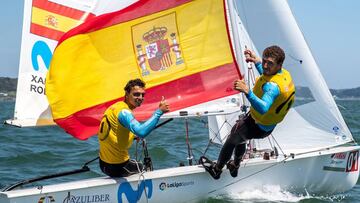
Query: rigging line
248 63 256 85
135 139 139 161
201 118 221 143
155 118 174 129
217 120 234 142
142 139 153 171
203 119 233 156
136 169 149 203
134 119 173 166
270 134 286 156
135 151 148 202
198 115 234 140
184 118 195 165
2 165 91 192
204 117 243 155
134 138 144 162
203 119 227 154
266 136 275 150
291 141 358 157
190 144 197 164
83 156 99 167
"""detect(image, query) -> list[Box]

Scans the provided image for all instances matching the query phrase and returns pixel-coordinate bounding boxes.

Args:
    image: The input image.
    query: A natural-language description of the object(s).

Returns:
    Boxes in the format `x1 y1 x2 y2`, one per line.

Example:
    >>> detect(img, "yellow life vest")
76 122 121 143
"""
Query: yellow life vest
98 101 135 164
250 68 295 126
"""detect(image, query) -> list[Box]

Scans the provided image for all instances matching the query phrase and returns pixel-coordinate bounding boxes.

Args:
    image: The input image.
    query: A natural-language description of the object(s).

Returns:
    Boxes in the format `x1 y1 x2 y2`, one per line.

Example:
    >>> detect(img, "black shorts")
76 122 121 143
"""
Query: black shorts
99 159 143 177
231 113 272 141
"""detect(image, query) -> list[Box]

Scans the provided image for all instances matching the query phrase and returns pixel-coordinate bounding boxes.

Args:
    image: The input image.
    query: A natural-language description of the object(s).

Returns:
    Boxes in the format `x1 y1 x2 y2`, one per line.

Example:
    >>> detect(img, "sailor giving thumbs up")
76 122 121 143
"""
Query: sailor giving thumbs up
159 96 170 113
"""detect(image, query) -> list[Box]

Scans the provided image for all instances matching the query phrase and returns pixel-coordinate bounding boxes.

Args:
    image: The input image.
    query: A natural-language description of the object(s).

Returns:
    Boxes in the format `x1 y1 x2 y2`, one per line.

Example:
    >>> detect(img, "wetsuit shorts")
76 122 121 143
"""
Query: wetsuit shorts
99 159 143 177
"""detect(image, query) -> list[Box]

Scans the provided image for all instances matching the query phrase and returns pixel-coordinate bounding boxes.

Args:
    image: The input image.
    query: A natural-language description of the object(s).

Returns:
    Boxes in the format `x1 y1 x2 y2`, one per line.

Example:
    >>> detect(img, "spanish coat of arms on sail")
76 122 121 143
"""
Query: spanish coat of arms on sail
132 12 185 79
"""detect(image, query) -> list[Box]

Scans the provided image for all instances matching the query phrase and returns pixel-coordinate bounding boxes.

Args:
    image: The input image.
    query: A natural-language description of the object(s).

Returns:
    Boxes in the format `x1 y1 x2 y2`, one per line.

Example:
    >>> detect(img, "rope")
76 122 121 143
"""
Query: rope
201 118 233 156
136 164 149 203
135 139 139 161
270 134 286 157
83 156 99 168
185 118 195 165
132 142 151 203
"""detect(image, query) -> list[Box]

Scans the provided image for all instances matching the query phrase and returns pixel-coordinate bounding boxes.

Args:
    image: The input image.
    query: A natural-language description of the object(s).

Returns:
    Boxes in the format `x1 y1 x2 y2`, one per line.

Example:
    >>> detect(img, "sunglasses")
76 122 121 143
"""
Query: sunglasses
262 58 276 67
132 92 146 97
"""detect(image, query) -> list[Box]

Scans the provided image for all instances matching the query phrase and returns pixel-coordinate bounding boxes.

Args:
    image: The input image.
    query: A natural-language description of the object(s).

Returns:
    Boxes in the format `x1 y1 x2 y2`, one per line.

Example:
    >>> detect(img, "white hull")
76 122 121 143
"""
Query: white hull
1 146 359 203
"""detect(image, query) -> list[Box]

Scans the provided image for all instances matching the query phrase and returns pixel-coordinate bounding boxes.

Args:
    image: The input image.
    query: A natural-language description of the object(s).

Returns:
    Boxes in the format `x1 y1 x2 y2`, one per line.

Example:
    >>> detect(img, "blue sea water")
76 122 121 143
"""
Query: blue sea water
0 100 359 202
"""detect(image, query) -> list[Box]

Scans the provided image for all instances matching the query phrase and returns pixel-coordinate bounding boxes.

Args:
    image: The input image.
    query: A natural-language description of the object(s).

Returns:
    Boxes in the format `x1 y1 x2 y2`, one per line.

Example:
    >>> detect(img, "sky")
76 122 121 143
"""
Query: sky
0 0 359 89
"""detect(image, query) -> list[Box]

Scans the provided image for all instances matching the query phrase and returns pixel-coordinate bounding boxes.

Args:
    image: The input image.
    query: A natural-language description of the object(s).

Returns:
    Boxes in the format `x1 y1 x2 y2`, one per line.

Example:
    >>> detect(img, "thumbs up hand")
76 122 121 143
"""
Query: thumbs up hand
159 96 170 113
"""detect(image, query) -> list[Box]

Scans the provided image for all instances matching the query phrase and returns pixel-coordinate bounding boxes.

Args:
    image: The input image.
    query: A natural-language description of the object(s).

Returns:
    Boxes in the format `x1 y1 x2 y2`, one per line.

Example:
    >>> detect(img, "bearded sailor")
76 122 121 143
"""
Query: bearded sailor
201 45 295 179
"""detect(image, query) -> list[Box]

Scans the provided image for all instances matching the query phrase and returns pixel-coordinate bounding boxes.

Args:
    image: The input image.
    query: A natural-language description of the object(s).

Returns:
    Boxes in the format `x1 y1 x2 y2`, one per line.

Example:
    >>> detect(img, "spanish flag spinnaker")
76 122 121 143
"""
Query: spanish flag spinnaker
46 0 241 140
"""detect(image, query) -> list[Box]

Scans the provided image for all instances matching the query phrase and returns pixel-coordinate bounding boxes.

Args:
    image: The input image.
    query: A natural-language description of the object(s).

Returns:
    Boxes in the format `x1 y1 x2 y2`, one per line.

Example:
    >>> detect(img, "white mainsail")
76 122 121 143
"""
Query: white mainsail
6 0 138 127
223 0 353 153
239 0 354 153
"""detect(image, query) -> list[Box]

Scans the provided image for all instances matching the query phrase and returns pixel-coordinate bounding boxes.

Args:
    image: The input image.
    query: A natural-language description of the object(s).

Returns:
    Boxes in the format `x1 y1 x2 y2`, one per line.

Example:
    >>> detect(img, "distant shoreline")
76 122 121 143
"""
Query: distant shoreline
1 77 360 101
296 97 360 101
2 92 360 102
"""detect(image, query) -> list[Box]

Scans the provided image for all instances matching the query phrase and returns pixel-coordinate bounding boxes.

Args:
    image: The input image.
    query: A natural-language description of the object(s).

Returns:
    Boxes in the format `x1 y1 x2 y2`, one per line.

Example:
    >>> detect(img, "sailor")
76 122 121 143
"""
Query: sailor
98 78 170 177
201 45 295 179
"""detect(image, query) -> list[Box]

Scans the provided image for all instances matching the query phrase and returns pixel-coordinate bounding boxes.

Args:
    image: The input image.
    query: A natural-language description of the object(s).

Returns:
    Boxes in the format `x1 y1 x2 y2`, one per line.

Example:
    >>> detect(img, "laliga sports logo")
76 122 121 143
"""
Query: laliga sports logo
117 179 153 203
158 180 195 191
159 182 166 191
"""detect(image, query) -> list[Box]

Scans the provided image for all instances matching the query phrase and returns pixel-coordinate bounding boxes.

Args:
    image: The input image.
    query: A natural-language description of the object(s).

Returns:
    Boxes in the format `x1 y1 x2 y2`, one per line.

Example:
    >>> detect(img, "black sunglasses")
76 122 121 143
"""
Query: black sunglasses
132 92 146 97
262 58 276 67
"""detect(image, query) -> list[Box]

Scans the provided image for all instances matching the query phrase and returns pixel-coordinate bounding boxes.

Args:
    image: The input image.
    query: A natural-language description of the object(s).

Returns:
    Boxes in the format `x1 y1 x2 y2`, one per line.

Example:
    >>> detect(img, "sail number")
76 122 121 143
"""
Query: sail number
346 151 359 172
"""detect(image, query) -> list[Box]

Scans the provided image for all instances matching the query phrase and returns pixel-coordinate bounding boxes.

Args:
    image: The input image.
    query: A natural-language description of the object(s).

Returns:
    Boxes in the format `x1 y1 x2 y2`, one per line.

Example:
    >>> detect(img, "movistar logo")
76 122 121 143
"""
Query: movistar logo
31 40 52 71
117 179 153 203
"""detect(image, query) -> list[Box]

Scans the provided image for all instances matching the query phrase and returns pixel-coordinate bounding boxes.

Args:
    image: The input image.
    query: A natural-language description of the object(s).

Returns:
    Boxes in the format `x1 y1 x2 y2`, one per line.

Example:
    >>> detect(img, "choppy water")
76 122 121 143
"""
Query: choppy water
0 100 359 202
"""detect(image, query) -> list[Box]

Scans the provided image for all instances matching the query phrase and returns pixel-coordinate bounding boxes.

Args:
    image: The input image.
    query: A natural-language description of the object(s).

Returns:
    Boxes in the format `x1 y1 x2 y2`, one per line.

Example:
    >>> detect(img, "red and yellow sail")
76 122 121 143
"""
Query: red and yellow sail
46 0 241 140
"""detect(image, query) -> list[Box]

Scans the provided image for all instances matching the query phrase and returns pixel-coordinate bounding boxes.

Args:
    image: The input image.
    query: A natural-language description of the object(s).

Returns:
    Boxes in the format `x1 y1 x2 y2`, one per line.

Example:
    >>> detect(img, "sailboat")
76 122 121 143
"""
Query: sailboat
1 0 359 203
